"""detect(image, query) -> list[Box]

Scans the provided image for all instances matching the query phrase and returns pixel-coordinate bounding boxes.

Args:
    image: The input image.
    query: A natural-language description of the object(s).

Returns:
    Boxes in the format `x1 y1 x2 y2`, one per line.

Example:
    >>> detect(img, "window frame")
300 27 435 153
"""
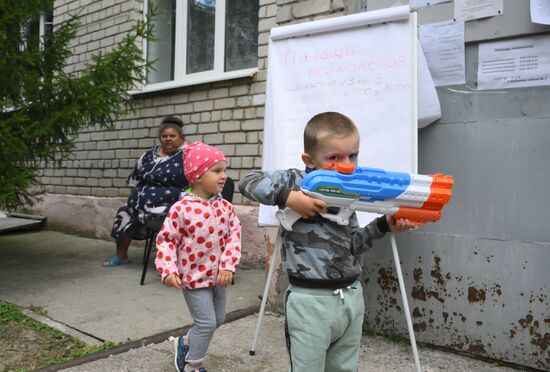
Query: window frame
133 0 258 95
22 12 52 52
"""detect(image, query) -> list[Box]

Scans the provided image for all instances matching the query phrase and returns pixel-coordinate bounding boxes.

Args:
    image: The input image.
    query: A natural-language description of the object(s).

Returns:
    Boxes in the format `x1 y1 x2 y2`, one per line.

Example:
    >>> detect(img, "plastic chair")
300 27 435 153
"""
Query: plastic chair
140 177 235 285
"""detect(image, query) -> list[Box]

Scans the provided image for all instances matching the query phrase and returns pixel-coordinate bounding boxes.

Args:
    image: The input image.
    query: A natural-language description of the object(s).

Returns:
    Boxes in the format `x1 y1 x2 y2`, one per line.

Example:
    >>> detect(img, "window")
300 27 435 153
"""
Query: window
26 11 54 51
143 0 259 91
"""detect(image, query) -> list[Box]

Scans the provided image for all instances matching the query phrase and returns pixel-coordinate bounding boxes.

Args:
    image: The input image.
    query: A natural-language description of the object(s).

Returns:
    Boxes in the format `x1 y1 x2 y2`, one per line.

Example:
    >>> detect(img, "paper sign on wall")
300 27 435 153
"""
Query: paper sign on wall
477 34 550 90
419 20 465 86
531 0 550 25
454 0 503 20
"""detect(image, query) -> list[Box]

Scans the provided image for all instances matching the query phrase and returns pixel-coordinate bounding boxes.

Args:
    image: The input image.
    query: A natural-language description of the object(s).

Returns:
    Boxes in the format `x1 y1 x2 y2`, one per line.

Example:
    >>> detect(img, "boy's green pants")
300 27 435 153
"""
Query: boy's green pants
284 281 364 372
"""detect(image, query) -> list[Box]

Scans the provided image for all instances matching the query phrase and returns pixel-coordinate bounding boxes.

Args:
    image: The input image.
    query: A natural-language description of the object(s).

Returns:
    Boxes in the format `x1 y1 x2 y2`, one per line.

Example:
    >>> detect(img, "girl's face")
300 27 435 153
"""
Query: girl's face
159 128 183 155
193 161 228 198
301 133 360 170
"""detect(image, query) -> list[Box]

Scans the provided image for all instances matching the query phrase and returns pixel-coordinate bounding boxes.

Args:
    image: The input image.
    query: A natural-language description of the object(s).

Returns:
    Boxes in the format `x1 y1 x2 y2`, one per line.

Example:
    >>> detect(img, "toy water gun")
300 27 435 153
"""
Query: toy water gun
276 162 454 231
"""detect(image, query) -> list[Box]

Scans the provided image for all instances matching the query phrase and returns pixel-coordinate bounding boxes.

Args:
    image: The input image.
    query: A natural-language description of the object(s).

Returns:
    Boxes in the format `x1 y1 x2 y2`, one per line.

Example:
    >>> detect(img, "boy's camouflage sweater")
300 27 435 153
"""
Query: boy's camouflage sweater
239 168 389 289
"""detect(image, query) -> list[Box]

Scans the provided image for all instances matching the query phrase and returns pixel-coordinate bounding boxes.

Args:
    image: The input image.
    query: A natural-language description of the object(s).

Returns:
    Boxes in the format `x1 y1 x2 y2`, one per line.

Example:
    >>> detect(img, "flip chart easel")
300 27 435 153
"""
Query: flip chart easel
251 6 422 372
260 5 418 227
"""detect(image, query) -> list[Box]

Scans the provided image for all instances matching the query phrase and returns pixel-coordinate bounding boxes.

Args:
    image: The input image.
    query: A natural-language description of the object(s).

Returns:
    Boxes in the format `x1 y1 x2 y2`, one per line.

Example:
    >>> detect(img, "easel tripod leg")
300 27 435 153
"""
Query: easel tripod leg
250 231 282 355
390 233 422 372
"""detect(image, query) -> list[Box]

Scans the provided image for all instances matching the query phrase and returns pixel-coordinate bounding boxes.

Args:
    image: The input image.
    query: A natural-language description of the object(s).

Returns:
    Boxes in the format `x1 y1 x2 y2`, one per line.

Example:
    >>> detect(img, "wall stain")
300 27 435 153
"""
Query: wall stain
411 286 445 303
412 286 426 301
431 256 446 286
514 312 550 353
365 257 549 369
413 322 427 332
468 342 486 354
530 332 550 352
413 267 422 282
377 267 398 293
427 290 445 304
468 286 486 303
518 313 534 329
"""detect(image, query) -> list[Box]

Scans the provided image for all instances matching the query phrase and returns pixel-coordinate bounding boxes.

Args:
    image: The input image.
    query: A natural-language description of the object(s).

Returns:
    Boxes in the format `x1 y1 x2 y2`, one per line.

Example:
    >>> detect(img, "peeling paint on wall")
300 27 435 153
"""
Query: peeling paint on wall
362 233 550 370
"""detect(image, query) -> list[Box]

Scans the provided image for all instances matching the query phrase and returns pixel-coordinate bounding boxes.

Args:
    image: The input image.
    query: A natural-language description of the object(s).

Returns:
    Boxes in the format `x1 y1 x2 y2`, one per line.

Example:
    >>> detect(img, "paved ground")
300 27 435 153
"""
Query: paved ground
0 230 264 343
60 313 520 372
0 230 527 371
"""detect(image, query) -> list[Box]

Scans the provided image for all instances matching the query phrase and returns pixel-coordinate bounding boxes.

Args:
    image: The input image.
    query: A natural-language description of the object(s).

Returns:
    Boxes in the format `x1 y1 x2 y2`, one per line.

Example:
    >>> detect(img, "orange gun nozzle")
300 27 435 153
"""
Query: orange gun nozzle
322 162 355 174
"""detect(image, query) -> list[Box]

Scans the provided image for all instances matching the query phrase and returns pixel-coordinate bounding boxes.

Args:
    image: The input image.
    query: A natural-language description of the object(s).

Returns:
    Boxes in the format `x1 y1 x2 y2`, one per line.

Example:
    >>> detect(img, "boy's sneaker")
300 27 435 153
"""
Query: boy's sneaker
169 336 188 372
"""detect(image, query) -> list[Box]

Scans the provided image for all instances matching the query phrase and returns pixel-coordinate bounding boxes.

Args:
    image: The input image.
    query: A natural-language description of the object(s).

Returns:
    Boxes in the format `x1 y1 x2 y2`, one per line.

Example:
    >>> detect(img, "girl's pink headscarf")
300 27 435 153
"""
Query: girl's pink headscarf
183 142 226 183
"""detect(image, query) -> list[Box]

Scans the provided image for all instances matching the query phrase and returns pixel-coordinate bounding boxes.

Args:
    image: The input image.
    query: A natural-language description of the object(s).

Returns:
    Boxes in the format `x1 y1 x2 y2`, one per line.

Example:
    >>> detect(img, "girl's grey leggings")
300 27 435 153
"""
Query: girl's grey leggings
182 286 226 364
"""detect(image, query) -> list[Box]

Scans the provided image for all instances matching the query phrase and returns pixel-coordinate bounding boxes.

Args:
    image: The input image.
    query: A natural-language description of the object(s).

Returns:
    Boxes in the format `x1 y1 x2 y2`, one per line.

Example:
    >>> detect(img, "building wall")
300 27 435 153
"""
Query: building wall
46 0 274 204
40 0 280 267
361 44 550 370
42 0 365 203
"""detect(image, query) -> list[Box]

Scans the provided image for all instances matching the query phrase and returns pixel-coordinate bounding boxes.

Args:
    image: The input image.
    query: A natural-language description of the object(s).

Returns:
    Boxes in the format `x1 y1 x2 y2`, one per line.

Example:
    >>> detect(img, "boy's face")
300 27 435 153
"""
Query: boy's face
302 133 360 170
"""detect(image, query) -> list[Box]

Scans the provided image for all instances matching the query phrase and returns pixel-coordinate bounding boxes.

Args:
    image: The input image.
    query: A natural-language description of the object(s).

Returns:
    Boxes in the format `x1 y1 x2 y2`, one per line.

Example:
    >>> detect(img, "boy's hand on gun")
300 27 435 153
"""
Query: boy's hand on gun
387 215 416 233
286 191 416 231
163 273 182 289
216 270 233 287
286 190 327 219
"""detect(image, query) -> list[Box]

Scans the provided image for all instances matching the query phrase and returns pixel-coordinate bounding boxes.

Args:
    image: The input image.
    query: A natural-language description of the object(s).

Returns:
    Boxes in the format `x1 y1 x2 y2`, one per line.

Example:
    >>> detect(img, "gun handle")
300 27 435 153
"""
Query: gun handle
319 206 353 226
275 208 301 231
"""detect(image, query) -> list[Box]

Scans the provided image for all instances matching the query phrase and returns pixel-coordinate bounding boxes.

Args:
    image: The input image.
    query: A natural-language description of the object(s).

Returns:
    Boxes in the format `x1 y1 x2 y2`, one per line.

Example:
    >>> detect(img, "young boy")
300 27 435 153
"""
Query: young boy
238 112 412 372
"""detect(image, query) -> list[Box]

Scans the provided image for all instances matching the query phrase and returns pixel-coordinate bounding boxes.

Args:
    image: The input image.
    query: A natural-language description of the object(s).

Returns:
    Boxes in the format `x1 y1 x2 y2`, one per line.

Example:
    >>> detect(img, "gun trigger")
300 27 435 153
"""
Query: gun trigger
326 206 340 215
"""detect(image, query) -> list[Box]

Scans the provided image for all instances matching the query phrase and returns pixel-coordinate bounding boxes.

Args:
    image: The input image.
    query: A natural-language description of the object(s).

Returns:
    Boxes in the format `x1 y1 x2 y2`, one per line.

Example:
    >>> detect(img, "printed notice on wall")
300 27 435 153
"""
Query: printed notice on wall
531 0 550 25
419 20 465 86
454 0 503 20
477 34 550 90
410 0 451 9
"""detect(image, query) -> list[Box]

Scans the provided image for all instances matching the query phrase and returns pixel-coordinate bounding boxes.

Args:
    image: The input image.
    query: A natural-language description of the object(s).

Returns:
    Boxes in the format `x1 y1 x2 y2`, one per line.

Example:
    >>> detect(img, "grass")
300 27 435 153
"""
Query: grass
0 300 115 372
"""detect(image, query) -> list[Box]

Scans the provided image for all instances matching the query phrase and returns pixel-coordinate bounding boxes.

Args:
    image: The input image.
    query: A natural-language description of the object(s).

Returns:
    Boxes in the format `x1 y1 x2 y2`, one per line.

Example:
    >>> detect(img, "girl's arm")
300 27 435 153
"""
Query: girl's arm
218 203 242 273
154 202 184 282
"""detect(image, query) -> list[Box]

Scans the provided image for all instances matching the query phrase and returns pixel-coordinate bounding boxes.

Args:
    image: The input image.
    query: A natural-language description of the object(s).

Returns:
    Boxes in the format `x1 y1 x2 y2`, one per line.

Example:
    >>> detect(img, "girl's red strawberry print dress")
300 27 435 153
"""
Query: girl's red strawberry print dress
154 191 241 290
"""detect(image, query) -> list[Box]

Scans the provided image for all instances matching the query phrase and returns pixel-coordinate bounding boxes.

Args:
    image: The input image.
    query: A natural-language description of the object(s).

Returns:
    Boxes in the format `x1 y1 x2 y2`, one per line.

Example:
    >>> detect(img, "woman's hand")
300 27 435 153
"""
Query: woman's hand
163 273 182 289
285 190 327 219
386 215 417 233
216 270 233 287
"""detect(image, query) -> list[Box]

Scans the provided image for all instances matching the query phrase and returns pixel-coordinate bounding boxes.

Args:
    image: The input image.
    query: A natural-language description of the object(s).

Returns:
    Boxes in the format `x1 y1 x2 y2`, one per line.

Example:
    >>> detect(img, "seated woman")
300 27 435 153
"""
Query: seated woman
103 116 189 266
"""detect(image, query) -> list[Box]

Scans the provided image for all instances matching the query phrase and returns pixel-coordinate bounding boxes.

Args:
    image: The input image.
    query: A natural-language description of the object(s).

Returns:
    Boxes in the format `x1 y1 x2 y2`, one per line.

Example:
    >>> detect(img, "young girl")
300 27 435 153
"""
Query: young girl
155 142 241 372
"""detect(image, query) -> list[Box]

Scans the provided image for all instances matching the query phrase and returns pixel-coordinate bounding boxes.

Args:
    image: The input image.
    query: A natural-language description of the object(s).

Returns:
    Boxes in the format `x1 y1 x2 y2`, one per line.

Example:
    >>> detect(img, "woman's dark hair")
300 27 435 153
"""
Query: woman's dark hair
158 116 184 139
